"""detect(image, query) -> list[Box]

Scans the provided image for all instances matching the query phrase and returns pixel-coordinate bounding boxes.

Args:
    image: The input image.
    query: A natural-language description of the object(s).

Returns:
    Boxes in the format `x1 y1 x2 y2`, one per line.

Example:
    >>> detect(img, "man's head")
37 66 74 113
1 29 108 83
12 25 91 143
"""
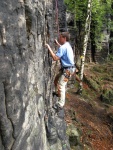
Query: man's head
59 32 70 45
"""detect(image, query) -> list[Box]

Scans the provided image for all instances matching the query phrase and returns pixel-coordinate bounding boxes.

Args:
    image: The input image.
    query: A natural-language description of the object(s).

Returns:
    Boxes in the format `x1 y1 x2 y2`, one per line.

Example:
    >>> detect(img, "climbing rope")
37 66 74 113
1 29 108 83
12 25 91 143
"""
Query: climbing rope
52 0 60 93
44 0 60 113
55 0 59 36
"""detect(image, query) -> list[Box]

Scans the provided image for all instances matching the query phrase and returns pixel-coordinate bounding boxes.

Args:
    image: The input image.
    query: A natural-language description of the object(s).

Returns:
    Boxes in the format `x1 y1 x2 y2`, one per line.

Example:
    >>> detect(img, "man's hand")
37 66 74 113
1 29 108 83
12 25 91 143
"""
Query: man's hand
45 43 60 61
45 43 50 49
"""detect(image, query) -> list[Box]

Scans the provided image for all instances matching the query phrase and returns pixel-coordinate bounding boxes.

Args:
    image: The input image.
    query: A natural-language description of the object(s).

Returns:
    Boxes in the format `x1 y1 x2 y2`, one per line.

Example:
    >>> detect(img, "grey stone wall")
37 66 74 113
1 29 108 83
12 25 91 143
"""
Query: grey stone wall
0 0 51 150
0 0 69 150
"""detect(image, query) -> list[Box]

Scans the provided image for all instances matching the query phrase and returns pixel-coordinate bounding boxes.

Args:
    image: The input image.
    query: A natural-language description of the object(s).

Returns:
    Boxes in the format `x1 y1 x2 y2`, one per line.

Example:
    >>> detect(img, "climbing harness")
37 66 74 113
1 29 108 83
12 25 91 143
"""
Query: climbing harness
63 70 71 79
61 66 76 79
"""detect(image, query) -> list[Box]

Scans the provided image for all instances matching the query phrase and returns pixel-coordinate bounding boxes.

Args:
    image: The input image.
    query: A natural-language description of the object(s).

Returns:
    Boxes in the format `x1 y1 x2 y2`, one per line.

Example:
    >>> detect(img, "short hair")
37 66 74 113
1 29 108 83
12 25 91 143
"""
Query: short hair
60 32 70 41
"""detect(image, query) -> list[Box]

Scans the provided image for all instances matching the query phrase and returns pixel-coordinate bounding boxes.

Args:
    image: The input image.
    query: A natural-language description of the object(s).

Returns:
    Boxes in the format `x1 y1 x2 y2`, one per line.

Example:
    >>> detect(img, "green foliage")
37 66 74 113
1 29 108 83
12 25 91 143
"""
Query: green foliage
64 0 113 51
91 0 112 48
107 54 113 61
101 89 113 105
92 65 106 73
64 0 87 23
64 0 76 12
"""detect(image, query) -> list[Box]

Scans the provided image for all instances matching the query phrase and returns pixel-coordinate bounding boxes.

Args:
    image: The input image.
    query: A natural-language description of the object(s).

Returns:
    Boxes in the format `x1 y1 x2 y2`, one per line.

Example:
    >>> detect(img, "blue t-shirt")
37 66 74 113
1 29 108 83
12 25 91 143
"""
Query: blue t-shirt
56 42 75 67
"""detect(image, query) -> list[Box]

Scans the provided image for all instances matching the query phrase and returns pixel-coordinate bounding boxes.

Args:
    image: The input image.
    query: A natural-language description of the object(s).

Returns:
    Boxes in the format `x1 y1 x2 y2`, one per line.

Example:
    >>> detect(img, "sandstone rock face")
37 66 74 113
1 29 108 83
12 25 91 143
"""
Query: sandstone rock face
0 0 69 150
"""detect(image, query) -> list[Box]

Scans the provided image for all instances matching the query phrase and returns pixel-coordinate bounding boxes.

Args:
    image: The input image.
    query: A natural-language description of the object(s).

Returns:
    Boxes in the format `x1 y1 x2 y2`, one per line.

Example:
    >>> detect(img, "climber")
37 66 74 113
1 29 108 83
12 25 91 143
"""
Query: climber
45 31 76 110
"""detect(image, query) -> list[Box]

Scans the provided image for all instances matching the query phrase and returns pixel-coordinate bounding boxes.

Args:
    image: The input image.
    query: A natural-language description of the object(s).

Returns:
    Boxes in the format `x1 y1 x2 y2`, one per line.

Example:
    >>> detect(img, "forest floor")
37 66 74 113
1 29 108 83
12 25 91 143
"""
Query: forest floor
65 62 113 150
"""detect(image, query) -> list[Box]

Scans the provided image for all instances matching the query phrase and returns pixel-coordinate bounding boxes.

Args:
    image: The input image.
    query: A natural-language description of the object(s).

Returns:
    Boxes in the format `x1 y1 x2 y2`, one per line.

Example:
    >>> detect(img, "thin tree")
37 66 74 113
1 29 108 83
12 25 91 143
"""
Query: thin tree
79 0 92 92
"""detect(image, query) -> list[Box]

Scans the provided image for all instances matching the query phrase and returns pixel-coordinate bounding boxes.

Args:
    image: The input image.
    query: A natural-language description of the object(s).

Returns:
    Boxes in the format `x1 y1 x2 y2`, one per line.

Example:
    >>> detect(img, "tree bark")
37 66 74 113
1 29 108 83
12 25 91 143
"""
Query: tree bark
109 2 113 54
79 0 92 91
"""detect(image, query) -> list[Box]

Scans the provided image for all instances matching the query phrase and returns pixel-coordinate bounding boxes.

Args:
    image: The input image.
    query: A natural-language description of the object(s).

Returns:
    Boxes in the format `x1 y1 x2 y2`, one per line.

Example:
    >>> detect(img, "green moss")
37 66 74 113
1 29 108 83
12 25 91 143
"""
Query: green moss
107 54 113 61
92 66 105 73
101 89 113 105
84 76 101 93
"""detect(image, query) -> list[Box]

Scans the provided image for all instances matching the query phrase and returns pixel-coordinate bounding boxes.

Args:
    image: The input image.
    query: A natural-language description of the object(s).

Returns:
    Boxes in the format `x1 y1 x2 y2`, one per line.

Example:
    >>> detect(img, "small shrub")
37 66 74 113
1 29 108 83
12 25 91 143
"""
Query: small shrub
100 89 113 105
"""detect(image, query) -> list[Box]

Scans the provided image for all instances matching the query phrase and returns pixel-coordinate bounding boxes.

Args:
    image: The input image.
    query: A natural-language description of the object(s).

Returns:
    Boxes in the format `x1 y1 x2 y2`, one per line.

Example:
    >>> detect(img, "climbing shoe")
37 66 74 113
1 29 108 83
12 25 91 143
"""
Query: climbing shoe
76 88 82 95
52 91 59 97
52 103 63 110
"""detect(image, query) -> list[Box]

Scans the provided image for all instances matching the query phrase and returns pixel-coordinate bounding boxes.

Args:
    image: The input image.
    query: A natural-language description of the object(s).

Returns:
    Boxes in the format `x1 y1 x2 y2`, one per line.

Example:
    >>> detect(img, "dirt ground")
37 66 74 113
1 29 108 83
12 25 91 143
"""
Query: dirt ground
65 63 113 150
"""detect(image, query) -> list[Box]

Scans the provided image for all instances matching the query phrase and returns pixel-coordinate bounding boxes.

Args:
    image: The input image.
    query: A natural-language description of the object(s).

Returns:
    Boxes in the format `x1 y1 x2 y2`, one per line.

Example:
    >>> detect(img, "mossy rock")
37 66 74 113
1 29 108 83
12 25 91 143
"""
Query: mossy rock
66 124 83 149
100 89 113 105
83 74 101 92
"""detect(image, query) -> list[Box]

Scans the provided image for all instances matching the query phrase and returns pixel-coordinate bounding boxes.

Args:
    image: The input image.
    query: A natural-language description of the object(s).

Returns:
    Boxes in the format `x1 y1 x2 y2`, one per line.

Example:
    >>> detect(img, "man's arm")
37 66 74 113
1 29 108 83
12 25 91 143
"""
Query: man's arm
45 43 60 61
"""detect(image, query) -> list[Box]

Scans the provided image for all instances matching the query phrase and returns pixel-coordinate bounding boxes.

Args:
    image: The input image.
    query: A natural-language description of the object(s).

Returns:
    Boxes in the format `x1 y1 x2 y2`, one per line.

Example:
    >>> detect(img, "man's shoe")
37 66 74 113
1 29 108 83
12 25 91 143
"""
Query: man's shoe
52 103 58 110
52 103 63 110
76 88 82 95
52 92 59 97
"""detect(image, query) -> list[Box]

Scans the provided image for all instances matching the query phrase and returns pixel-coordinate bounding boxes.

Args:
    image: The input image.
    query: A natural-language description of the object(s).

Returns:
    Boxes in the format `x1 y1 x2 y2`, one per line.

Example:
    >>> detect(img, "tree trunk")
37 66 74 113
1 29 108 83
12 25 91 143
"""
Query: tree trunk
79 0 92 92
109 3 113 54
90 20 96 62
